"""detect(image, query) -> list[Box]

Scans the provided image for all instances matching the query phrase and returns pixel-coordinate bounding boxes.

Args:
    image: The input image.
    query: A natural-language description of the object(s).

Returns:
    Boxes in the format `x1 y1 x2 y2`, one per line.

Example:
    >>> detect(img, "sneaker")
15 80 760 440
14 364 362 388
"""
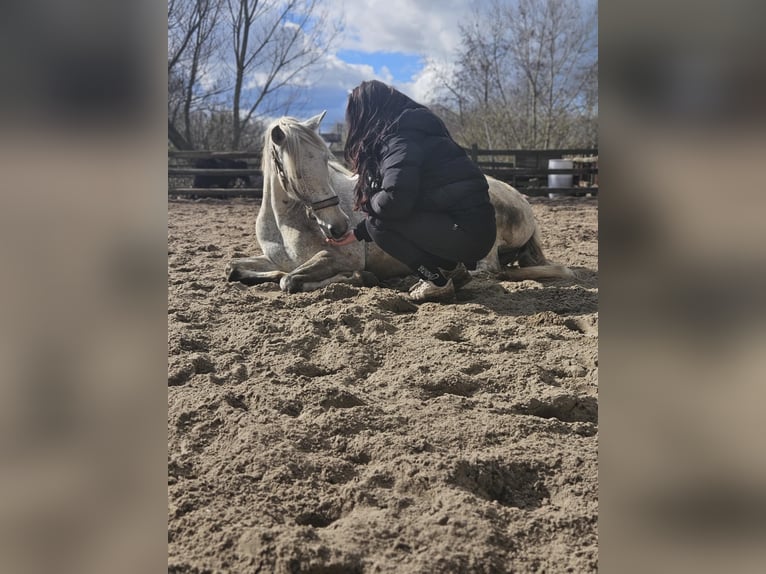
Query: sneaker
408 278 455 303
441 262 472 289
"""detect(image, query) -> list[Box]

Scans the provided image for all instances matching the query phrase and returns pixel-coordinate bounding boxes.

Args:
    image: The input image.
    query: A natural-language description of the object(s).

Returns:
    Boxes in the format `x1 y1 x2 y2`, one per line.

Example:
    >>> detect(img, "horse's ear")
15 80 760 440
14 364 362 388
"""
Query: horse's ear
304 111 327 132
271 124 286 146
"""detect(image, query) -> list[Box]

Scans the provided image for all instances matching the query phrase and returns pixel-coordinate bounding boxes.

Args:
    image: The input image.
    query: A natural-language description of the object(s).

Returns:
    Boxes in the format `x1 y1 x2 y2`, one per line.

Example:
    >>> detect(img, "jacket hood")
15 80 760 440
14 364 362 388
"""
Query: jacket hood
395 108 448 137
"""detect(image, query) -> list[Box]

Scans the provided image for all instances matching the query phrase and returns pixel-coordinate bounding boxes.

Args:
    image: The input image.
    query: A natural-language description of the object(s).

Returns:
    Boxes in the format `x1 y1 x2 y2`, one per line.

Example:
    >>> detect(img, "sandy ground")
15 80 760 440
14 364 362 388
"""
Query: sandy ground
168 196 598 573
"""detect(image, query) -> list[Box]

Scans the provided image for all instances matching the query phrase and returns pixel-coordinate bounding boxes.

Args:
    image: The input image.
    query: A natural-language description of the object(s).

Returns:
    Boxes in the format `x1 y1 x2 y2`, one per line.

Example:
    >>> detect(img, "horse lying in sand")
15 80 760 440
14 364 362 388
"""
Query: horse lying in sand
226 112 572 293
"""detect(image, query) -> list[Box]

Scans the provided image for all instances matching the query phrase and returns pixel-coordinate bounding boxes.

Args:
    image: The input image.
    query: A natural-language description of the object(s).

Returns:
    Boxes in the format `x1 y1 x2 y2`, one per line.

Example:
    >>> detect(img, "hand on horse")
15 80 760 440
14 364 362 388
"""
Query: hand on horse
325 231 357 247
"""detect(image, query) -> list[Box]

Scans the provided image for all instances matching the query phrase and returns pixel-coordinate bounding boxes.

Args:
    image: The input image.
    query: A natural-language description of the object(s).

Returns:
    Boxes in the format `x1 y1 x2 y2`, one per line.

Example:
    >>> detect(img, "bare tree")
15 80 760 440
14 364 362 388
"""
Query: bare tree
168 0 199 74
168 0 224 149
510 0 597 147
435 0 597 149
181 0 222 145
225 0 341 149
168 0 195 140
168 0 342 151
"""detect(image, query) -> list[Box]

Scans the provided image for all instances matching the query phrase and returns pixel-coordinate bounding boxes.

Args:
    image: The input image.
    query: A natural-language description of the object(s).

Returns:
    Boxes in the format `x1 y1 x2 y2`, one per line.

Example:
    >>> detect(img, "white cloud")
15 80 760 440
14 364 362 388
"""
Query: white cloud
314 0 491 111
308 54 377 90
401 58 457 104
290 48 457 125
197 1 493 125
326 0 475 61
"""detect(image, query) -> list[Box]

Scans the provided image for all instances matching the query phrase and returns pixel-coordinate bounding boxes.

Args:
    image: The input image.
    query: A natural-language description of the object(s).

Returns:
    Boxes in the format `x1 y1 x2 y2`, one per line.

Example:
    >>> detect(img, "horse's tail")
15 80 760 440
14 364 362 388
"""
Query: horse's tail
500 228 575 281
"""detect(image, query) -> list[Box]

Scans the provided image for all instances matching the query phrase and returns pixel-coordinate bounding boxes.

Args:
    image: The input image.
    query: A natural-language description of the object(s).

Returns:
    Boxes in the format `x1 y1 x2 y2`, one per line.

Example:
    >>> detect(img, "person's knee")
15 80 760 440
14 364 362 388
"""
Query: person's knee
366 216 409 243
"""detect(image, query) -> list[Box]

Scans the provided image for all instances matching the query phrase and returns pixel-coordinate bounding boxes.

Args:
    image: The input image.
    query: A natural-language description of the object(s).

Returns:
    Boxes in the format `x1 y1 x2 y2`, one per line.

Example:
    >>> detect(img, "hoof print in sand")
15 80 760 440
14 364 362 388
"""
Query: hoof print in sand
514 394 598 423
450 459 549 509
418 374 480 398
319 388 365 410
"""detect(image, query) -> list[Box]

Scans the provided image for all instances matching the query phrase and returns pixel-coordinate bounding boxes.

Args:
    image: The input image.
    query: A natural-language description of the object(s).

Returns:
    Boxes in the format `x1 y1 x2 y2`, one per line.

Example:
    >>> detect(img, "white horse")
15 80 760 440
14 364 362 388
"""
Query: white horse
226 112 573 292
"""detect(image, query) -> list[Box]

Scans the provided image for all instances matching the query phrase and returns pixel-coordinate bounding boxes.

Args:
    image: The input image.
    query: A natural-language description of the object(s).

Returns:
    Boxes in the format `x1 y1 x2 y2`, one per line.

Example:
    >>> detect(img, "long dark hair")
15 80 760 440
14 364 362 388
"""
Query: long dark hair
344 80 425 210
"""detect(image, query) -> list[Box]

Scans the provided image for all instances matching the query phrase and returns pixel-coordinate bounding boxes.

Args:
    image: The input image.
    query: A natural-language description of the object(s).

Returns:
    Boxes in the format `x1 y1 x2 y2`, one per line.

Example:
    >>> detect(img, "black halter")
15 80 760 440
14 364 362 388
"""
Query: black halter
270 145 340 211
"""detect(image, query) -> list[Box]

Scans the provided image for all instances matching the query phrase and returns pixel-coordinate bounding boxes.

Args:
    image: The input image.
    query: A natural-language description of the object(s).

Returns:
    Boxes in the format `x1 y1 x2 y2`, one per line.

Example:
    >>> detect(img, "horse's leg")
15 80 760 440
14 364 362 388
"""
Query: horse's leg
475 238 504 275
300 271 370 292
226 256 286 285
279 250 365 293
498 230 575 281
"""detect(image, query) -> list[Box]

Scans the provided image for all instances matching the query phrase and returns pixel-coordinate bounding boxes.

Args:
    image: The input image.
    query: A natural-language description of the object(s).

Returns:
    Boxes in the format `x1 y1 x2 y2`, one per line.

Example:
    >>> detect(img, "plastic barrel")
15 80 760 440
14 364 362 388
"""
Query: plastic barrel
548 159 573 198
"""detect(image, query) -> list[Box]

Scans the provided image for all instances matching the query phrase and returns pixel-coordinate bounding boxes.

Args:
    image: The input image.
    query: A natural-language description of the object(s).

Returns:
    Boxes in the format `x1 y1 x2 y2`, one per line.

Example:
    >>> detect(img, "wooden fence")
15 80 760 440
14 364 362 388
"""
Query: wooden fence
168 150 263 197
466 146 598 196
168 147 598 198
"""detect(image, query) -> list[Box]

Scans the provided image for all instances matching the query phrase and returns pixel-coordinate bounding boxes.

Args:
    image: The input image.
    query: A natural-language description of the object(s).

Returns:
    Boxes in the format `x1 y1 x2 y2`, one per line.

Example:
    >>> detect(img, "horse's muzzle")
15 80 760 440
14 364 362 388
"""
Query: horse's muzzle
328 224 348 240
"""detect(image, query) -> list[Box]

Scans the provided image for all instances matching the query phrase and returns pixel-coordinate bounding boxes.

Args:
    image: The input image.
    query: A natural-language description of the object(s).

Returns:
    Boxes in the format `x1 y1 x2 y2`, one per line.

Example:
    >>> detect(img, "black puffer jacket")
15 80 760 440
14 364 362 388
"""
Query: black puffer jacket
364 108 490 219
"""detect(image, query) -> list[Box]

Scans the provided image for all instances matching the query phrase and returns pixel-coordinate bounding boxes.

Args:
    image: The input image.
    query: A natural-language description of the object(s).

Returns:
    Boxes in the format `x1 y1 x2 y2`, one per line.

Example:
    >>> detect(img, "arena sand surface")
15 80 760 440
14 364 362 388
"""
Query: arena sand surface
168 196 598 573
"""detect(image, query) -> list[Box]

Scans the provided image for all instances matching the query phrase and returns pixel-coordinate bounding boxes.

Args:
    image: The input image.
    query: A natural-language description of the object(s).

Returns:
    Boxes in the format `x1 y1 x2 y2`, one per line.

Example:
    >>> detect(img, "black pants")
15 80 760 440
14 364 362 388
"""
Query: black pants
365 203 496 273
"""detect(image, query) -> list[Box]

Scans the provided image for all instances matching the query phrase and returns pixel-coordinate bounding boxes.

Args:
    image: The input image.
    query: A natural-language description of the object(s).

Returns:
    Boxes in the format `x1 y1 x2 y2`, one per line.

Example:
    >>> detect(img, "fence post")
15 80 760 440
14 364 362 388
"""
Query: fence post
469 144 478 164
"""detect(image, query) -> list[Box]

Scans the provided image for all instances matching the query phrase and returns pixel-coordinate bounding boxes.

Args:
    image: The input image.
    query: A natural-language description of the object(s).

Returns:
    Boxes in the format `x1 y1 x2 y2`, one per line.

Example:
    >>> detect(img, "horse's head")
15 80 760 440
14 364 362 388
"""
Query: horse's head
264 112 350 240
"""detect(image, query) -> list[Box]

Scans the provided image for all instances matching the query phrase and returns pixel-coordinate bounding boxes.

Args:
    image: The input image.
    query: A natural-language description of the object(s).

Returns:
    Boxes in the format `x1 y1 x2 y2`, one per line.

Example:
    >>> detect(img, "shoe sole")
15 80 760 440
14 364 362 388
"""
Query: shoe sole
408 280 456 303
408 293 456 303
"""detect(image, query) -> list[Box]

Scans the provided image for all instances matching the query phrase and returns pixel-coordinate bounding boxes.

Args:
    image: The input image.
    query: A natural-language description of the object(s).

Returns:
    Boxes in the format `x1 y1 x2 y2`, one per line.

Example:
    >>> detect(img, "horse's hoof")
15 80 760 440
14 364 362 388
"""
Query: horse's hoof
279 275 303 293
225 262 242 282
227 262 259 285
359 270 379 287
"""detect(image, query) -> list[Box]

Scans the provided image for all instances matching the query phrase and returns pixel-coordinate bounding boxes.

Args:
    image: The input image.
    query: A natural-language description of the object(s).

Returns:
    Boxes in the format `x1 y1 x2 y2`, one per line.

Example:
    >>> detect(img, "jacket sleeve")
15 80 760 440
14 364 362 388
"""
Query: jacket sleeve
368 135 424 220
352 219 373 242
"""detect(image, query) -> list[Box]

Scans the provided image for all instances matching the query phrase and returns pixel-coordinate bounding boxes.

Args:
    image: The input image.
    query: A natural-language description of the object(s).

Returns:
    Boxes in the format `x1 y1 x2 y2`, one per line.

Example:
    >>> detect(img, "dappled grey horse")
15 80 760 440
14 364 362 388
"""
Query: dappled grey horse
226 112 572 292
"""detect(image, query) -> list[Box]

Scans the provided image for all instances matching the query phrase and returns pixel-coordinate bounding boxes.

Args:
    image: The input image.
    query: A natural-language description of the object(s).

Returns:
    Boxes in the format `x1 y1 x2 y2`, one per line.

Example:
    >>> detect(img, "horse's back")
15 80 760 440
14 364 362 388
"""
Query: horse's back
325 167 542 278
486 176 538 247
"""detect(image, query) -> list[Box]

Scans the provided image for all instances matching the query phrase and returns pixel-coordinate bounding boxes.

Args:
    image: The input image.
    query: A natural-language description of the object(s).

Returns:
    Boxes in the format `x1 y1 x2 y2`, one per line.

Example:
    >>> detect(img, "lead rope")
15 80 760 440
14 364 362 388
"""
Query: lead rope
271 145 292 193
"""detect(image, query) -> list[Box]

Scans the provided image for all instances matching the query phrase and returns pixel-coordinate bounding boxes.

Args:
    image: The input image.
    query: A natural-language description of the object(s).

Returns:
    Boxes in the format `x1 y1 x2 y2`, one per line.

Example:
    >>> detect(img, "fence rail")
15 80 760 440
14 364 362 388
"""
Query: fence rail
168 147 598 198
466 146 598 196
168 150 261 159
168 168 263 177
168 150 263 197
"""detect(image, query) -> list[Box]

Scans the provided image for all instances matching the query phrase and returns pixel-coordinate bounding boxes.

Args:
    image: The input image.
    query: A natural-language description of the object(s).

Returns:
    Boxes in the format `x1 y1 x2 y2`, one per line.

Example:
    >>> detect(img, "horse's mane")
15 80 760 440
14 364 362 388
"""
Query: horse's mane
329 159 354 178
262 116 354 182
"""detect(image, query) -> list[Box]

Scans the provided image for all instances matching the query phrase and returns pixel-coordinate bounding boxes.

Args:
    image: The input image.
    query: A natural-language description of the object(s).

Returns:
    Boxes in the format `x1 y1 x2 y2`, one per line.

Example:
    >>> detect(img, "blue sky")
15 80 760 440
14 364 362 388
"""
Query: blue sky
335 50 425 85
237 0 597 131
274 0 475 129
